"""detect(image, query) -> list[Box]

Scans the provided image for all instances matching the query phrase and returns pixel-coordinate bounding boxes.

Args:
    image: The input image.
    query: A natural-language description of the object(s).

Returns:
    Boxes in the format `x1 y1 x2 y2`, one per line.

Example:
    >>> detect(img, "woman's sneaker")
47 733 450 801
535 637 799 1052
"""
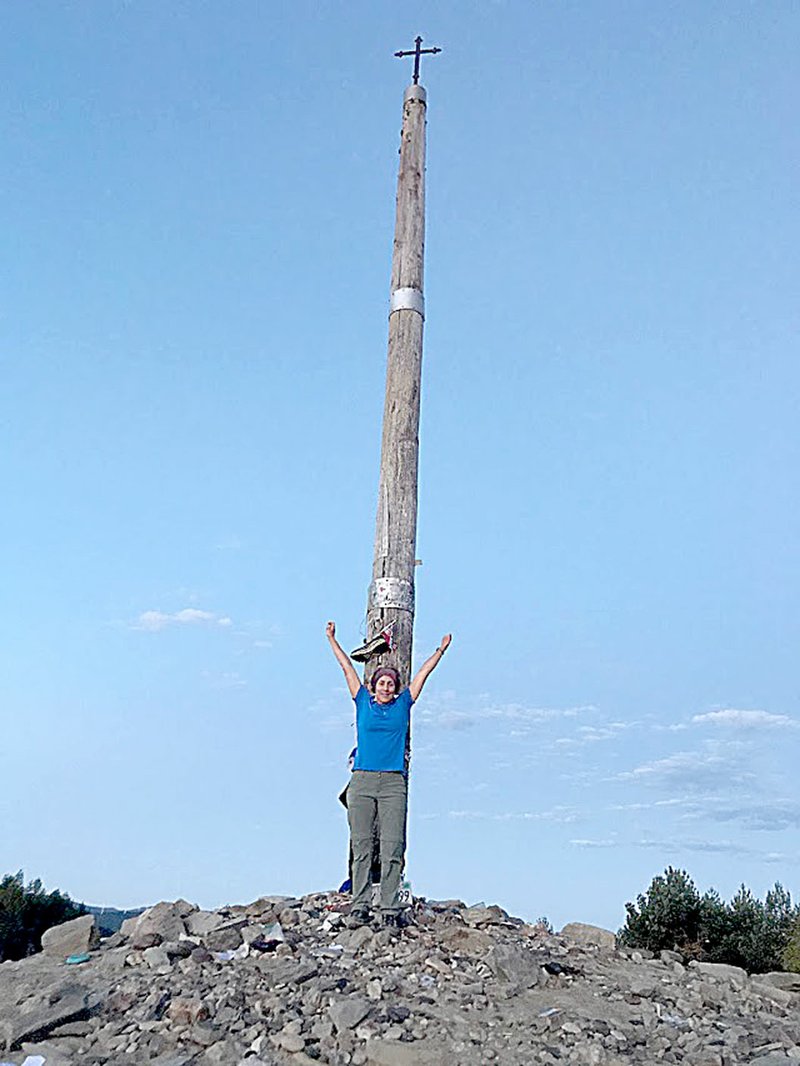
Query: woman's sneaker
347 908 371 928
382 912 410 930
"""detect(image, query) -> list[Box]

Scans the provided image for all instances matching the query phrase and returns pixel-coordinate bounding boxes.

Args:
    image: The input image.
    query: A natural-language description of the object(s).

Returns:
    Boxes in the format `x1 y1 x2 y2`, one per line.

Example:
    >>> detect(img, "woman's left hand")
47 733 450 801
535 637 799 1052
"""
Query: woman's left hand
439 634 452 653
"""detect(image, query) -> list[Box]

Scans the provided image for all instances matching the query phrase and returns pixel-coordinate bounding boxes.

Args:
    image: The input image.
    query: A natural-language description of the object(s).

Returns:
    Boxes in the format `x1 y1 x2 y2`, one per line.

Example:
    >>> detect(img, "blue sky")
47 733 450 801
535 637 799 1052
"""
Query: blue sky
1 1 798 931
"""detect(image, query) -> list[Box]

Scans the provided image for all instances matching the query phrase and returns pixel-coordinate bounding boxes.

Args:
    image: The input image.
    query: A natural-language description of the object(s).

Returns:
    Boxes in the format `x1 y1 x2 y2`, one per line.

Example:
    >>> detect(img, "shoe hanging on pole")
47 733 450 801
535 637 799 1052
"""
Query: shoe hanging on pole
350 622 396 663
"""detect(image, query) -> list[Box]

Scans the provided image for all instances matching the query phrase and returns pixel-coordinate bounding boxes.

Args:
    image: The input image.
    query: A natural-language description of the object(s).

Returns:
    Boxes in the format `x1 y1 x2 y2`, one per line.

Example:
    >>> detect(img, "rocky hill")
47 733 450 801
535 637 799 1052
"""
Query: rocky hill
1 892 799 1066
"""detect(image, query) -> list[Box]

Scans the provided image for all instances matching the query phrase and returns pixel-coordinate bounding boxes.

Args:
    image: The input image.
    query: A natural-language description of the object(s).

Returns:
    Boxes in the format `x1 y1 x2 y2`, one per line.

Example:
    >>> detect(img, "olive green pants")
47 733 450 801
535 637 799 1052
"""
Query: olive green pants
347 770 407 914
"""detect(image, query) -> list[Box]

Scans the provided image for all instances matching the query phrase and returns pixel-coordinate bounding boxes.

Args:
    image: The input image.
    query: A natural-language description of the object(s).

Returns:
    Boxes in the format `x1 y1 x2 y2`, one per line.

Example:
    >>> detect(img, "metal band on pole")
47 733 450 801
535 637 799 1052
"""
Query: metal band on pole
404 84 427 104
390 287 425 318
368 577 415 612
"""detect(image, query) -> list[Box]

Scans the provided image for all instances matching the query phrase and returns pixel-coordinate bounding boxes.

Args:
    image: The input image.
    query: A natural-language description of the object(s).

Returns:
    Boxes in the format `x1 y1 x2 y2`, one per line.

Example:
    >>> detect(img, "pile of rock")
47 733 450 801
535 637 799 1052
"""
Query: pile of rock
1 892 799 1065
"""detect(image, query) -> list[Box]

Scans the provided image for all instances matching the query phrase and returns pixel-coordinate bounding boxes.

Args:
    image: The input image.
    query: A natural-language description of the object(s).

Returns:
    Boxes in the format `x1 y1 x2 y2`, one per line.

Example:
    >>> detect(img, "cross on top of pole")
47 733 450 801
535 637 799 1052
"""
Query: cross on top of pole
394 35 442 85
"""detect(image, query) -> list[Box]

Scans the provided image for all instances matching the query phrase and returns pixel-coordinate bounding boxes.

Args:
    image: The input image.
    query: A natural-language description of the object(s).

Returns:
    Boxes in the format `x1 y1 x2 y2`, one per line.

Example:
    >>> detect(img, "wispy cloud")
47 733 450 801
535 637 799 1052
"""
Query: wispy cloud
617 747 755 793
692 708 798 730
415 697 594 732
568 836 795 864
684 799 800 832
631 837 788 861
133 608 233 632
431 806 580 824
608 798 689 813
555 721 635 747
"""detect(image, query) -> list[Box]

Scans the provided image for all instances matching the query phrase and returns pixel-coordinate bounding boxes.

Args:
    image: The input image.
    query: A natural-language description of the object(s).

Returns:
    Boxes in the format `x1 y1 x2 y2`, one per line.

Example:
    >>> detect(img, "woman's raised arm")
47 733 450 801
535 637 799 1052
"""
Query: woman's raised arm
409 633 452 702
326 621 361 698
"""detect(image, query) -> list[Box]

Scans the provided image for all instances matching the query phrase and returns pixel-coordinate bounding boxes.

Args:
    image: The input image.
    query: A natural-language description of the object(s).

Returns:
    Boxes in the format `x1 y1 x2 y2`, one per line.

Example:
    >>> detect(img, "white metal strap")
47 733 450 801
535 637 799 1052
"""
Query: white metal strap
390 287 425 319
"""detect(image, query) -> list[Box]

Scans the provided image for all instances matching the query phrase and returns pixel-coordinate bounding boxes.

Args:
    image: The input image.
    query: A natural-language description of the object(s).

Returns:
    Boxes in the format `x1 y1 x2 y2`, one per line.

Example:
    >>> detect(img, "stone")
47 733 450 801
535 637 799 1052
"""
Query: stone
559 923 617 951
40 914 98 958
660 949 683 963
751 981 794 1008
366 1039 441 1065
143 946 172 972
241 923 270 945
337 925 374 951
245 894 293 915
167 997 210 1026
149 1054 198 1066
757 971 800 993
258 957 318 986
486 942 540 986
185 910 229 937
188 1021 218 1047
163 939 194 959
329 996 372 1032
201 1044 244 1065
119 913 140 938
132 930 161 949
439 926 493 957
386 1006 411 1023
278 1030 305 1052
5 989 89 1051
51 1020 91 1037
462 905 509 926
129 901 191 947
204 925 244 951
688 960 748 985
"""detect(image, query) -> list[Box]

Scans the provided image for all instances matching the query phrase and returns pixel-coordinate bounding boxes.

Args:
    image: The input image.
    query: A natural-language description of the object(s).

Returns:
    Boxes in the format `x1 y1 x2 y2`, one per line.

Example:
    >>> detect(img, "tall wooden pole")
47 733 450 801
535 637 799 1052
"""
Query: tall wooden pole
364 75 431 688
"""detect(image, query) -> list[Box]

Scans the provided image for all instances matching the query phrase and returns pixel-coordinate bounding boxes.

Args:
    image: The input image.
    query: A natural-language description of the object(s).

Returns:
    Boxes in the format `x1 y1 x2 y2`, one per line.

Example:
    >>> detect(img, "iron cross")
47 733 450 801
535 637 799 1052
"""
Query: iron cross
394 36 442 85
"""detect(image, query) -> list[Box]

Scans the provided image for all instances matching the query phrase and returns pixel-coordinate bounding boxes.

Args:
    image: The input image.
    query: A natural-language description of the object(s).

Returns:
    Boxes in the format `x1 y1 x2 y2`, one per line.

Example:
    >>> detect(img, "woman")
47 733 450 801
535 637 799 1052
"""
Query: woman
326 620 452 928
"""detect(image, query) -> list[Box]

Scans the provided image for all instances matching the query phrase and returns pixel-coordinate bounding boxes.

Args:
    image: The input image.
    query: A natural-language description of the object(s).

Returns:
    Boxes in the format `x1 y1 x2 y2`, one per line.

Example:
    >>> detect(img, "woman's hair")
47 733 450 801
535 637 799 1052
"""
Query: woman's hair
370 666 400 691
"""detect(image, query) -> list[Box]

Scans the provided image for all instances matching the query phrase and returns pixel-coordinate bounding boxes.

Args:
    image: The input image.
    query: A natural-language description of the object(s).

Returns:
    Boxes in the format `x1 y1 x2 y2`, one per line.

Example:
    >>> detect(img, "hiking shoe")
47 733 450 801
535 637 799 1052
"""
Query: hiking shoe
350 634 388 663
382 912 410 931
350 624 396 663
347 908 371 928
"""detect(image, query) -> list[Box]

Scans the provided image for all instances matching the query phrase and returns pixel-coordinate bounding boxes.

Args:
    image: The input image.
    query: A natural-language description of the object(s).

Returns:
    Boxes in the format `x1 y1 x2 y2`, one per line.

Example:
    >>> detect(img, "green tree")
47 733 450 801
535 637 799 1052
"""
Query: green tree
783 914 800 973
707 883 798 973
619 866 702 953
697 887 728 957
0 871 85 962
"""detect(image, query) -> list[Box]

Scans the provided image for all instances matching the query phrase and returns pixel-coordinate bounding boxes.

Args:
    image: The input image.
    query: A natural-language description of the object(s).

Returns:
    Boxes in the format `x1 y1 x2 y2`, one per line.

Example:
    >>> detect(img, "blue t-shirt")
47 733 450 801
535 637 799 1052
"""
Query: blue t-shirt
352 685 413 773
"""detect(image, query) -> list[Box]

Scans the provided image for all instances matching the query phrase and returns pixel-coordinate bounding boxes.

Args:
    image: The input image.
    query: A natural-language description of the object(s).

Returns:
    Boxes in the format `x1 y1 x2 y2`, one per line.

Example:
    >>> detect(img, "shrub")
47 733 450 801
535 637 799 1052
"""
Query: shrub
620 869 800 973
0 871 85 962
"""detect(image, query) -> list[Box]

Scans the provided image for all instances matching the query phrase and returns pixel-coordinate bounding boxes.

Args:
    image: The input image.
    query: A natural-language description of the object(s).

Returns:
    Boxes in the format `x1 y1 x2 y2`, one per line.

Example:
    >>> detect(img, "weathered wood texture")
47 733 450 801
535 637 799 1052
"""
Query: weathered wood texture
365 87 427 689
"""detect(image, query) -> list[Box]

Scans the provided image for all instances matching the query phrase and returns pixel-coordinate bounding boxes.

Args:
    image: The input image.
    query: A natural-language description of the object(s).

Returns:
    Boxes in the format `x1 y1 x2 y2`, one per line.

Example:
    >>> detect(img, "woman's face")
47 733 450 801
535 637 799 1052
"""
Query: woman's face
374 674 397 704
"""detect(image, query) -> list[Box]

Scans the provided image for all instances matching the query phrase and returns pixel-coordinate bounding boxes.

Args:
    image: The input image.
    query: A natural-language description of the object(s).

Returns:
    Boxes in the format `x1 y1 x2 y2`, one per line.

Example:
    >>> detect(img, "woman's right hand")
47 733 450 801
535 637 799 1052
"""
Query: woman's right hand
326 620 336 639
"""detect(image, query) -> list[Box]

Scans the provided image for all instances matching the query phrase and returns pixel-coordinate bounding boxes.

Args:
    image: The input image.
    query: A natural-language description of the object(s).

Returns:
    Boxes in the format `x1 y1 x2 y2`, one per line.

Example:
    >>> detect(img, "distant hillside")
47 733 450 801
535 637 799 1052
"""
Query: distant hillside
85 905 144 937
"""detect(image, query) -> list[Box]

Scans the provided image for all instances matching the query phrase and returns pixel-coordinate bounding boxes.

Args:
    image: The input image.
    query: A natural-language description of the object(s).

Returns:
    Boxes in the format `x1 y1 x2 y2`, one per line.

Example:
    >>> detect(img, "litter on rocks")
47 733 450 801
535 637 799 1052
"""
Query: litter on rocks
212 942 249 962
66 952 91 964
